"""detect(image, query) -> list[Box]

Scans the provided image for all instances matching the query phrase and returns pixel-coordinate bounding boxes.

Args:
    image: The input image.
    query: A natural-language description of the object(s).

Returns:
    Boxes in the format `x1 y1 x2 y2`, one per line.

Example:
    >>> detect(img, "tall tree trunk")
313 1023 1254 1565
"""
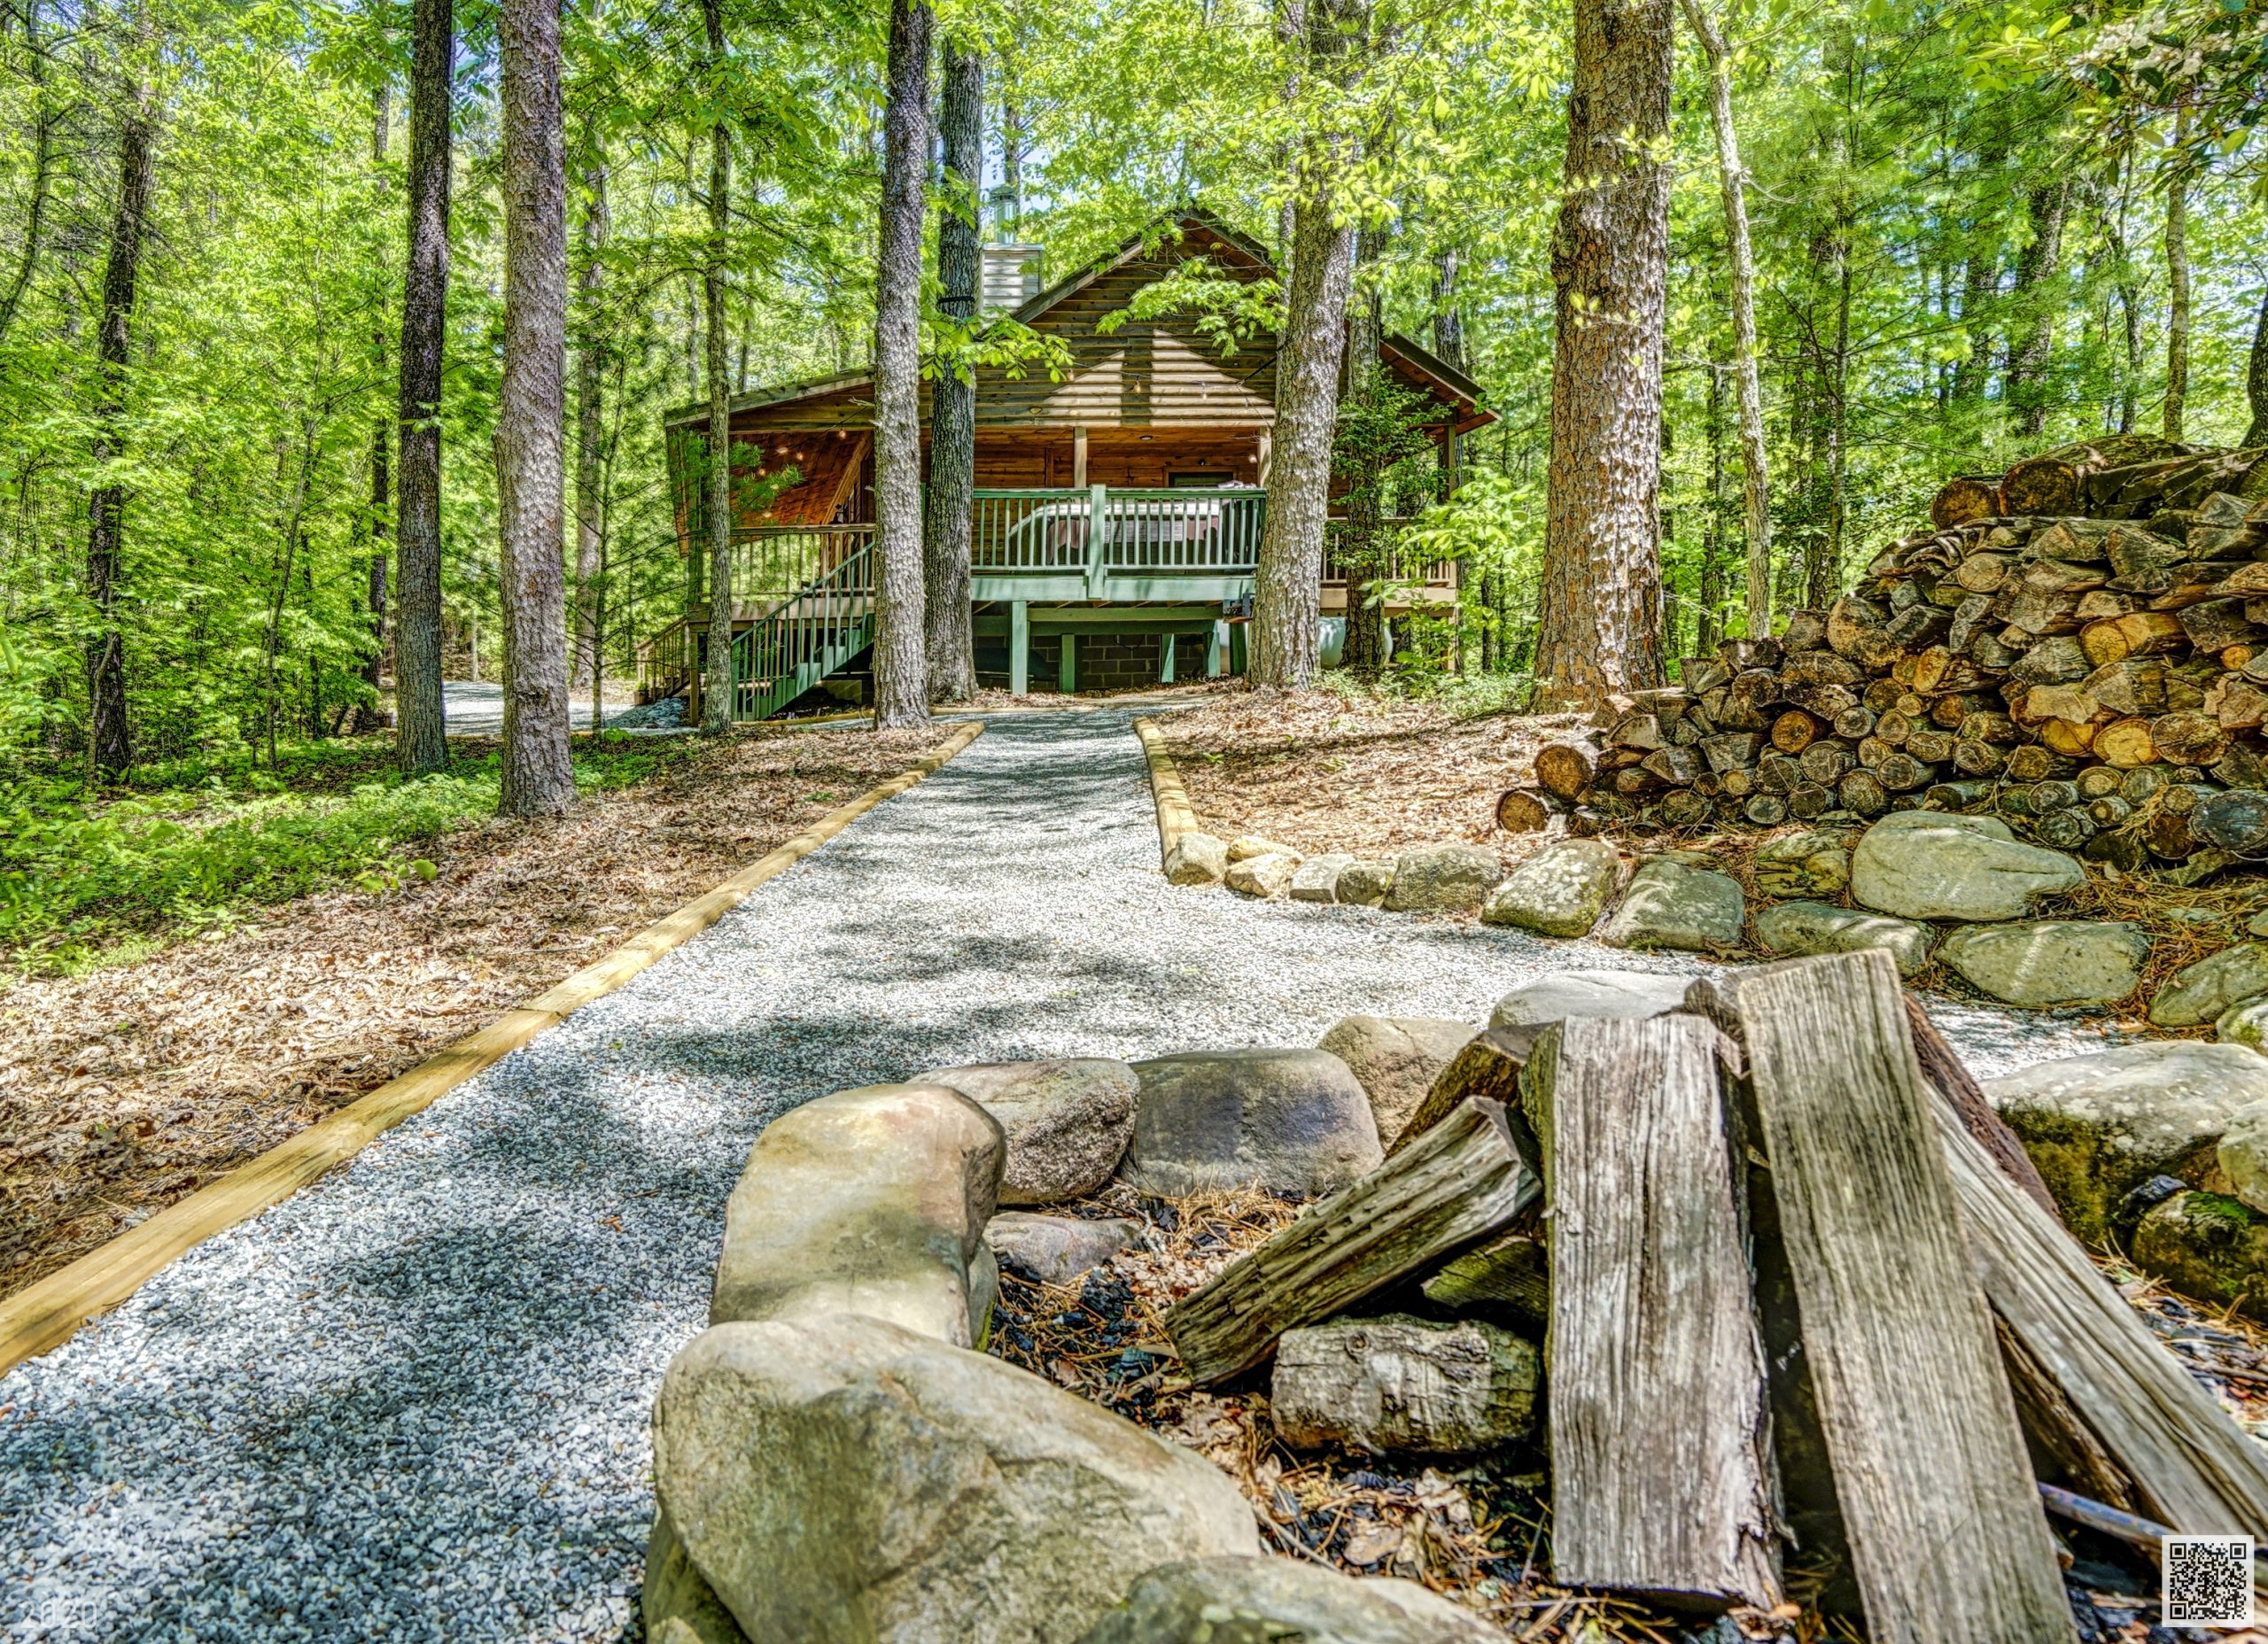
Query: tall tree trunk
2244 284 2268 448
1531 0 1674 712
2005 177 2068 438
1431 247 1463 368
1253 0 1362 689
1341 227 1389 679
922 37 980 703
2163 109 2191 443
357 82 392 733
1818 229 1851 609
1682 0 1771 640
870 0 931 727
572 105 610 695
699 0 735 733
85 36 155 779
1698 356 1726 655
494 0 573 816
395 0 453 775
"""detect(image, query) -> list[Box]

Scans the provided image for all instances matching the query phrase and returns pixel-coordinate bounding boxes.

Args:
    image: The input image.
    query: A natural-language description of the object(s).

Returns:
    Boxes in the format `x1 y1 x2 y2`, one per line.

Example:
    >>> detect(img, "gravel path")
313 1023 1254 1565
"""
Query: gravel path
0 709 2116 1643
441 680 637 735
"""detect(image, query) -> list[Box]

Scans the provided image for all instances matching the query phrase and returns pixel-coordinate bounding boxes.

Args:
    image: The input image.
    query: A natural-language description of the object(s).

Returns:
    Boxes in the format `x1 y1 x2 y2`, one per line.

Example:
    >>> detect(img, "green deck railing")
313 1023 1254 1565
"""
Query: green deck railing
726 539 875 722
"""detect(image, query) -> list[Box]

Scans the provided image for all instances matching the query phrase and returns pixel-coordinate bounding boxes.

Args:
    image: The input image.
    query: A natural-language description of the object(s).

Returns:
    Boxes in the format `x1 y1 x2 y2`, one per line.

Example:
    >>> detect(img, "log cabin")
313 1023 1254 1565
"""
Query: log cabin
649 211 1494 718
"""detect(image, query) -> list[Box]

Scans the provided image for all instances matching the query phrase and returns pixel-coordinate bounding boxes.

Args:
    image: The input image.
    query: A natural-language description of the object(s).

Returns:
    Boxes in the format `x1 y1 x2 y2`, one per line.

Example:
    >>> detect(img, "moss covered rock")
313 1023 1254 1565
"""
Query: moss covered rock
2131 1190 2268 1321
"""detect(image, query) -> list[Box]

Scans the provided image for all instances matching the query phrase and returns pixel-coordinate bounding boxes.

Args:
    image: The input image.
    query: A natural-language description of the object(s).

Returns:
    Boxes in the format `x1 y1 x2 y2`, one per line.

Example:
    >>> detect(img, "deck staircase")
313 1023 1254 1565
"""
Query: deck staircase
726 538 875 722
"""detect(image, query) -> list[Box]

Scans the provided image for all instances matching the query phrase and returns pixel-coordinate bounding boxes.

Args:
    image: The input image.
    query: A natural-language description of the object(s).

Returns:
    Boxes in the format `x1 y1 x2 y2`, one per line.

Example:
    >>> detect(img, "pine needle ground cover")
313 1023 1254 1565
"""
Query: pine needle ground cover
0 723 958 1299
1163 686 1587 861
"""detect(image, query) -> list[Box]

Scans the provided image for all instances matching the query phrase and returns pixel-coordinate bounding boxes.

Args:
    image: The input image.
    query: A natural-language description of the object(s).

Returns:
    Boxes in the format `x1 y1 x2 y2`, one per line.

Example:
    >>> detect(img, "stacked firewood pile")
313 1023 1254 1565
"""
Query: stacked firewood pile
1164 951 2268 1637
1508 439 2268 867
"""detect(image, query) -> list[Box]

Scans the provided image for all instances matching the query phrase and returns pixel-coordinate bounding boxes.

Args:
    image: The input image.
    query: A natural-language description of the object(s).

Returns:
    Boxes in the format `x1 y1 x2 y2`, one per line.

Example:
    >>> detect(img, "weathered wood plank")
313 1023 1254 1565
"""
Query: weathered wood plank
1386 1027 1534 1155
1728 950 2076 1644
1526 1015 1781 1611
1935 1100 2268 1536
1165 1099 1539 1386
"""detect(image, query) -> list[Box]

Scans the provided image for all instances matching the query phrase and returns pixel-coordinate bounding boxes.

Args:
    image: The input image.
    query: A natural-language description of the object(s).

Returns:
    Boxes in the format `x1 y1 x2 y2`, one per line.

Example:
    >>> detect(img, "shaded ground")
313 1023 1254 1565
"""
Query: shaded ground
0 722 956 1299
1161 688 1590 859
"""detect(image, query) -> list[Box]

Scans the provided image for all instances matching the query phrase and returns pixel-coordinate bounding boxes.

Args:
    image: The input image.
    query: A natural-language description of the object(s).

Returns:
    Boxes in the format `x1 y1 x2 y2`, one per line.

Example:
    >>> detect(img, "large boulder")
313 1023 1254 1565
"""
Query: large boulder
1122 1049 1382 1198
1076 1558 1506 1644
1270 1314 1540 1457
1316 1014 1478 1142
1383 842 1502 914
1984 1043 2268 1242
644 1509 751 1644
1938 920 2150 1008
711 1082 1004 1345
1487 970 1689 1029
1161 832 1228 887
1752 829 1852 898
1597 857 1745 952
1334 860 1396 907
2220 997 2268 1052
654 1317 1259 1644
1850 810 2085 921
984 1213 1141 1288
1752 900 1933 977
1289 853 1357 903
1478 838 1622 937
2132 1190 2268 1322
2149 942 2268 1028
1224 853 1300 898
914 1059 1138 1205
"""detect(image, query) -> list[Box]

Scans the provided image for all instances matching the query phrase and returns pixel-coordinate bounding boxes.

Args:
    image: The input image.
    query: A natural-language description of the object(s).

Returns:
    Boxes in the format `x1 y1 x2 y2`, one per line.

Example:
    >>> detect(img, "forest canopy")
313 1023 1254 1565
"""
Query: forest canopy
0 0 2263 767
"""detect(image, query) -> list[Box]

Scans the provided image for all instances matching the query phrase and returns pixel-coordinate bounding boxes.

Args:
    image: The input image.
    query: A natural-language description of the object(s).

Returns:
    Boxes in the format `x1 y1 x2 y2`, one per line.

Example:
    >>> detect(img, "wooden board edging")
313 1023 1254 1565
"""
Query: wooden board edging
0 719 986 1379
1131 716 1199 864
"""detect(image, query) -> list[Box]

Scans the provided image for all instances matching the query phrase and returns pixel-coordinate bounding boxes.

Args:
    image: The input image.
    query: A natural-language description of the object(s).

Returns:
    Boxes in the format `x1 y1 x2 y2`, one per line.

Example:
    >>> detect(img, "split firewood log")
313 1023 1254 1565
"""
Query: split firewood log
1534 742 1595 803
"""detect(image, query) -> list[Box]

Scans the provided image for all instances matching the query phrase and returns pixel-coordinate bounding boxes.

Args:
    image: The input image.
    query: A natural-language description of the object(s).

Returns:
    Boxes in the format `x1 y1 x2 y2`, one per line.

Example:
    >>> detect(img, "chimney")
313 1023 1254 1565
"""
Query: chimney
980 244 1044 314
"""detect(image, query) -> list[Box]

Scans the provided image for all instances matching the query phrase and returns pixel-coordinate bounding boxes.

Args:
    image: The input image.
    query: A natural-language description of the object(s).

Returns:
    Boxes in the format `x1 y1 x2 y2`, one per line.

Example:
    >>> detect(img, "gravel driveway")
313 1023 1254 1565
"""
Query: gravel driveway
0 710 2112 1643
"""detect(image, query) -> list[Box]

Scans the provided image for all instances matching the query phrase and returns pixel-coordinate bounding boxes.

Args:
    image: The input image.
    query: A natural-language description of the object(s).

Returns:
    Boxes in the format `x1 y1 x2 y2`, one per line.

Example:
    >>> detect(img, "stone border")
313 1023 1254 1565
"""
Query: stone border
1131 715 1202 865
0 719 986 1378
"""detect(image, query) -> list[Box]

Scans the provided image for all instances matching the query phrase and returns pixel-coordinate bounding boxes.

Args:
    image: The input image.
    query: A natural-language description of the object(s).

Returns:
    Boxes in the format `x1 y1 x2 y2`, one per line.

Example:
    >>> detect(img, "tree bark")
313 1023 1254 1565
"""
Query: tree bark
1682 0 1771 641
1252 0 1362 690
1340 226 1388 678
2006 177 2069 438
1431 247 1463 368
2162 109 2191 443
84 35 156 779
699 0 734 733
2245 283 2268 448
922 37 981 704
572 125 609 697
1531 0 1674 712
494 0 573 816
395 0 453 775
870 0 931 727
0 2 58 352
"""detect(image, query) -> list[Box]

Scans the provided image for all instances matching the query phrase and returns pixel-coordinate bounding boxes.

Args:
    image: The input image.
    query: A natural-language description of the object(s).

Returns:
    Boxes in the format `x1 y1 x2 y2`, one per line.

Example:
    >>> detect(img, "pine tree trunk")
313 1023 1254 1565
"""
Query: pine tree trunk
2163 111 2191 443
1698 357 1725 654
85 43 155 779
922 37 981 704
1532 0 1673 712
395 0 453 775
1341 227 1388 679
1683 0 1772 640
2245 283 2268 448
494 0 573 816
2006 177 2069 438
870 0 932 727
356 83 392 733
700 0 734 734
572 130 609 696
1253 0 1362 690
1432 247 1463 368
